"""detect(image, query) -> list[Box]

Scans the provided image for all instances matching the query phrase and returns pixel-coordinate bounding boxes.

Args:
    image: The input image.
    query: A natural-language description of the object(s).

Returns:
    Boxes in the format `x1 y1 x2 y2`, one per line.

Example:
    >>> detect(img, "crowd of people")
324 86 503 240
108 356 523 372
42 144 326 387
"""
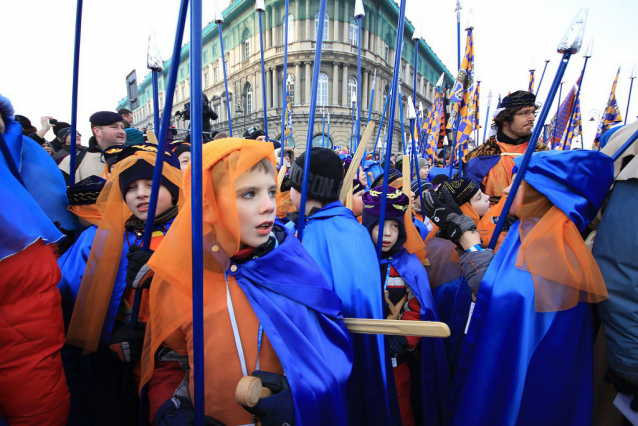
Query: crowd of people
1 88 637 426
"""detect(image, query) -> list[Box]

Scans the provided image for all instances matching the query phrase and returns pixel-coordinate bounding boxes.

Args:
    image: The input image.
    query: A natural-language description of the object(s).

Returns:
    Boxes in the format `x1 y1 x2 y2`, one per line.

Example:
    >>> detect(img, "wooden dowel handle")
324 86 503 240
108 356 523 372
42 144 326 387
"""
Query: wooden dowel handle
236 376 273 407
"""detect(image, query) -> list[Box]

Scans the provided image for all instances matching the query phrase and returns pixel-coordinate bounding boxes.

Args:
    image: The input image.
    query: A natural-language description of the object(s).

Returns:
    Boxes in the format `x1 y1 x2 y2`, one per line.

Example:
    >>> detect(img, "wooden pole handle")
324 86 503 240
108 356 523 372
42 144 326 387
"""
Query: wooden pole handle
235 376 273 407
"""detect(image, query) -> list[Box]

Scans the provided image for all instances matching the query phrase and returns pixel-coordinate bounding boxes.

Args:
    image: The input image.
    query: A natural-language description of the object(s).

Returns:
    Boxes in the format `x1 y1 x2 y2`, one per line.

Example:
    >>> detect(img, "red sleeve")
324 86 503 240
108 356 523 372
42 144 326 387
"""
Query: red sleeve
148 353 188 424
401 293 422 349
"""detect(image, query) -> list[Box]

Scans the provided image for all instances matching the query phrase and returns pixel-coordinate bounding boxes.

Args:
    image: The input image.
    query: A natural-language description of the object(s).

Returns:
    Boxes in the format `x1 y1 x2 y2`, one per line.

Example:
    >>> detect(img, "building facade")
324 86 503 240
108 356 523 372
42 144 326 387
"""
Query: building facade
117 0 454 153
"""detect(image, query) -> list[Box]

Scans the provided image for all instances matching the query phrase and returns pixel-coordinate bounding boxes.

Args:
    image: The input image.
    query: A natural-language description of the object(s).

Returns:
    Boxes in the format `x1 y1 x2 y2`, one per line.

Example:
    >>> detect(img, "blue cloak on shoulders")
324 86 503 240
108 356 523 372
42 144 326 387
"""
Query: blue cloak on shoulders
294 201 394 425
391 249 451 425
230 226 353 426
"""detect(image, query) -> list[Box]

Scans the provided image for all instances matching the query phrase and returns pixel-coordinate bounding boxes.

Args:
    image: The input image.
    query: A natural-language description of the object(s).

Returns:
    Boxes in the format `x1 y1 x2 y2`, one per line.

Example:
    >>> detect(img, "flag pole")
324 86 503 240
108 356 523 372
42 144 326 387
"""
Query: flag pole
536 58 551 95
296 0 328 242
372 84 393 156
482 90 492 143
148 32 163 135
408 96 427 220
214 2 233 136
561 38 593 150
455 0 462 71
376 0 408 259
551 81 564 149
133 0 190 333
280 0 291 144
528 57 536 93
256 0 269 141
368 69 377 124
355 0 365 154
321 107 326 148
68 0 83 187
625 63 637 125
488 8 588 249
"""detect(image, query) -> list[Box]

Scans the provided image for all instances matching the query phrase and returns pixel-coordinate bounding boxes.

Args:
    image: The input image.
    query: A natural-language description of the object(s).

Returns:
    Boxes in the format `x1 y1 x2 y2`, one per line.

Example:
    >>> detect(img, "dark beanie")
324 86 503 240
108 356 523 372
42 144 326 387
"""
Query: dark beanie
431 174 449 186
437 178 479 206
67 175 106 206
173 143 191 157
352 179 365 195
53 121 71 137
371 169 403 189
500 90 536 109
289 147 343 203
90 111 123 126
411 179 433 194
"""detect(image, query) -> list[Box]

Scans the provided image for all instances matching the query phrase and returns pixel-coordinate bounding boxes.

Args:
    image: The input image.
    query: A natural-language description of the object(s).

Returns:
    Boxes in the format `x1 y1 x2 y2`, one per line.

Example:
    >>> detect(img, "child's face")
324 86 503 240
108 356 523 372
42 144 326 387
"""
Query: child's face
371 220 400 252
469 189 490 217
289 187 301 210
178 152 191 173
235 168 277 248
125 179 173 220
352 191 363 217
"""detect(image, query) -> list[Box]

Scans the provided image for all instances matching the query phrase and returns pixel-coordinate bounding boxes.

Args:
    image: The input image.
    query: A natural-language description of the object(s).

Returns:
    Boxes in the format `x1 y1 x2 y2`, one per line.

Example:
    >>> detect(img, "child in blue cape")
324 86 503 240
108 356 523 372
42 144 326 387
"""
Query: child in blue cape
423 150 613 425
362 186 450 426
57 144 183 424
286 147 395 425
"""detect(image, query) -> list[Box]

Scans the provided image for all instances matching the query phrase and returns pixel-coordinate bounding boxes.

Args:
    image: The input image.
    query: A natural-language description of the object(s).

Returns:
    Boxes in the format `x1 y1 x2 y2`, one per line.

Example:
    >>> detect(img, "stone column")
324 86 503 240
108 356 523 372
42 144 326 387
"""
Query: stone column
272 67 279 109
306 0 311 40
266 68 272 109
362 71 369 111
333 0 340 42
294 62 301 105
305 62 311 104
342 65 349 107
295 1 301 41
332 63 339 106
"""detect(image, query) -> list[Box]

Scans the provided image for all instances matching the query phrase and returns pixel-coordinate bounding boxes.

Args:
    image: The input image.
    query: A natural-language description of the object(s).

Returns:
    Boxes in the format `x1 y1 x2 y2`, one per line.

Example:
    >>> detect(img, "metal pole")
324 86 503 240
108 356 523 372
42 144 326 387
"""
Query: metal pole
280 0 290 143
536 59 550 96
356 15 363 152
68 0 83 187
257 8 269 140
482 90 492 143
218 23 233 136
152 72 160 133
296 0 328 242
625 77 635 125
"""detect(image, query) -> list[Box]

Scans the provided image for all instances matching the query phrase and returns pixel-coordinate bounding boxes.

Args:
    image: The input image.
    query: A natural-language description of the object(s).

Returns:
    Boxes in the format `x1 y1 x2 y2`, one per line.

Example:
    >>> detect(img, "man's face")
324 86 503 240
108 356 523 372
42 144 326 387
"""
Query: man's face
123 113 134 125
94 122 126 150
503 106 536 139
65 131 82 146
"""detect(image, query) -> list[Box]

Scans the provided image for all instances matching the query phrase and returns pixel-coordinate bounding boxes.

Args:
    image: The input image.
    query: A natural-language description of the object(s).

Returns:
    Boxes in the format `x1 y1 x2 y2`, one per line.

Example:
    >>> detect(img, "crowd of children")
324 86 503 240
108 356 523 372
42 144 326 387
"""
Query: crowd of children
2 87 637 426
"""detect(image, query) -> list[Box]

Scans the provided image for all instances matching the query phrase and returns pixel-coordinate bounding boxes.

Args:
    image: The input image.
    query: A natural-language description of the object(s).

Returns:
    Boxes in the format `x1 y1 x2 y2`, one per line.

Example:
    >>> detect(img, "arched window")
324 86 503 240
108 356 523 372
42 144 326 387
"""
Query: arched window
242 28 251 61
348 76 357 106
311 134 333 148
314 12 329 41
318 73 329 106
244 82 253 114
286 73 295 105
349 19 359 46
281 14 294 44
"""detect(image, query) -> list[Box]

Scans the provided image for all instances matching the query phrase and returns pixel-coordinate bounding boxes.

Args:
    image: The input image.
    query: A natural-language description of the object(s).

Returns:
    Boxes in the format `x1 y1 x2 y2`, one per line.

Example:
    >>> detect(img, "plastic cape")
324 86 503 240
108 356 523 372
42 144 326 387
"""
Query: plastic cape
276 190 295 219
232 227 353 426
140 139 352 424
428 165 454 181
66 151 184 353
0 119 64 261
391 248 451 425
448 220 596 426
477 196 507 250
592 180 638 376
68 204 102 226
297 201 394 425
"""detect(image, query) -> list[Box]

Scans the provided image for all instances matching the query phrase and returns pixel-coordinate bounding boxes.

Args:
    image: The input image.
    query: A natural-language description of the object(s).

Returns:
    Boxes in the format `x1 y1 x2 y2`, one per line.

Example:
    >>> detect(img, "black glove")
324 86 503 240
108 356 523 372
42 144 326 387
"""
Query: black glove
387 335 409 359
423 188 476 243
109 324 145 363
126 245 154 289
605 369 638 411
155 396 225 426
243 371 295 426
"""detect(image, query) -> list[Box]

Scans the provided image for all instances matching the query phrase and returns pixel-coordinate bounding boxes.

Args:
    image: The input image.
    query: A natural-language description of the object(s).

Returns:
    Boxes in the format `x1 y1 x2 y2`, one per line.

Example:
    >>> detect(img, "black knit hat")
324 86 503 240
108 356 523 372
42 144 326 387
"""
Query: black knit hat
66 175 106 206
371 169 403 189
500 91 536 109
289 147 343 203
437 178 479 206
352 179 365 195
89 111 123 126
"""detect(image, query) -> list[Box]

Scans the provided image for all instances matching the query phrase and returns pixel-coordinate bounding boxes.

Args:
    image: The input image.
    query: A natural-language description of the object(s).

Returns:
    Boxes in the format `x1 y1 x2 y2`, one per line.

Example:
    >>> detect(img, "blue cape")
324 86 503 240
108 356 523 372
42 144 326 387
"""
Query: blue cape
449 221 594 425
466 155 500 185
391 249 451 425
0 119 65 261
229 226 353 426
296 201 393 425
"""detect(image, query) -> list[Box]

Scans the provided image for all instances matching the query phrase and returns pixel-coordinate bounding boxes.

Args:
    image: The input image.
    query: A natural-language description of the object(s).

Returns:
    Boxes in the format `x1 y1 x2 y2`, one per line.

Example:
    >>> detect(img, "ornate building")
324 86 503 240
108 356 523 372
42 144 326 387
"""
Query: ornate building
117 0 454 153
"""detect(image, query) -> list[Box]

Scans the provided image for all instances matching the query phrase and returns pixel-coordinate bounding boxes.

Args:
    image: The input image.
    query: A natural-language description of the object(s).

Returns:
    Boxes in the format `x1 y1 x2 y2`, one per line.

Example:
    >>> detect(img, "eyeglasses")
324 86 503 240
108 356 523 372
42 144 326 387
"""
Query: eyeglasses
514 110 538 118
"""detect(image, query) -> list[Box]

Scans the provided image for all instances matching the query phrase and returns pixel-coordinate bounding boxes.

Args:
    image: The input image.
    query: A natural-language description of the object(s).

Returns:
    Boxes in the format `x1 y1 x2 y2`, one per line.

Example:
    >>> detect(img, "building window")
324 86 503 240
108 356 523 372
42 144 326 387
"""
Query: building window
314 12 329 41
204 73 209 88
384 43 390 63
203 50 209 63
181 86 185 101
318 72 328 106
242 28 251 61
244 83 253 114
286 73 295 105
213 44 218 57
348 76 357 105
349 19 358 46
214 68 219 83
175 89 180 102
383 85 389 107
311 134 332 148
282 14 294 44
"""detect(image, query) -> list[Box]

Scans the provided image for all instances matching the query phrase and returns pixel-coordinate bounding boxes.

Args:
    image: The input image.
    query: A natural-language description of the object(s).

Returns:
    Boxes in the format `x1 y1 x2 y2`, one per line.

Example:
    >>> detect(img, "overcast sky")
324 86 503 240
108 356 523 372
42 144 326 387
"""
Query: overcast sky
1 0 636 149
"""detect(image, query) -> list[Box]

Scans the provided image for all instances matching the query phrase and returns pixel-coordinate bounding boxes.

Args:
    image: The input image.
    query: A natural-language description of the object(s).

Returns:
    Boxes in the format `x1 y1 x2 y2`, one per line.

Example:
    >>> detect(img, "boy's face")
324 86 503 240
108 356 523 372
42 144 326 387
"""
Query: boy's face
125 179 173 220
469 189 490 217
235 168 277 248
289 187 301 210
371 220 400 252
178 151 191 173
352 191 363 217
